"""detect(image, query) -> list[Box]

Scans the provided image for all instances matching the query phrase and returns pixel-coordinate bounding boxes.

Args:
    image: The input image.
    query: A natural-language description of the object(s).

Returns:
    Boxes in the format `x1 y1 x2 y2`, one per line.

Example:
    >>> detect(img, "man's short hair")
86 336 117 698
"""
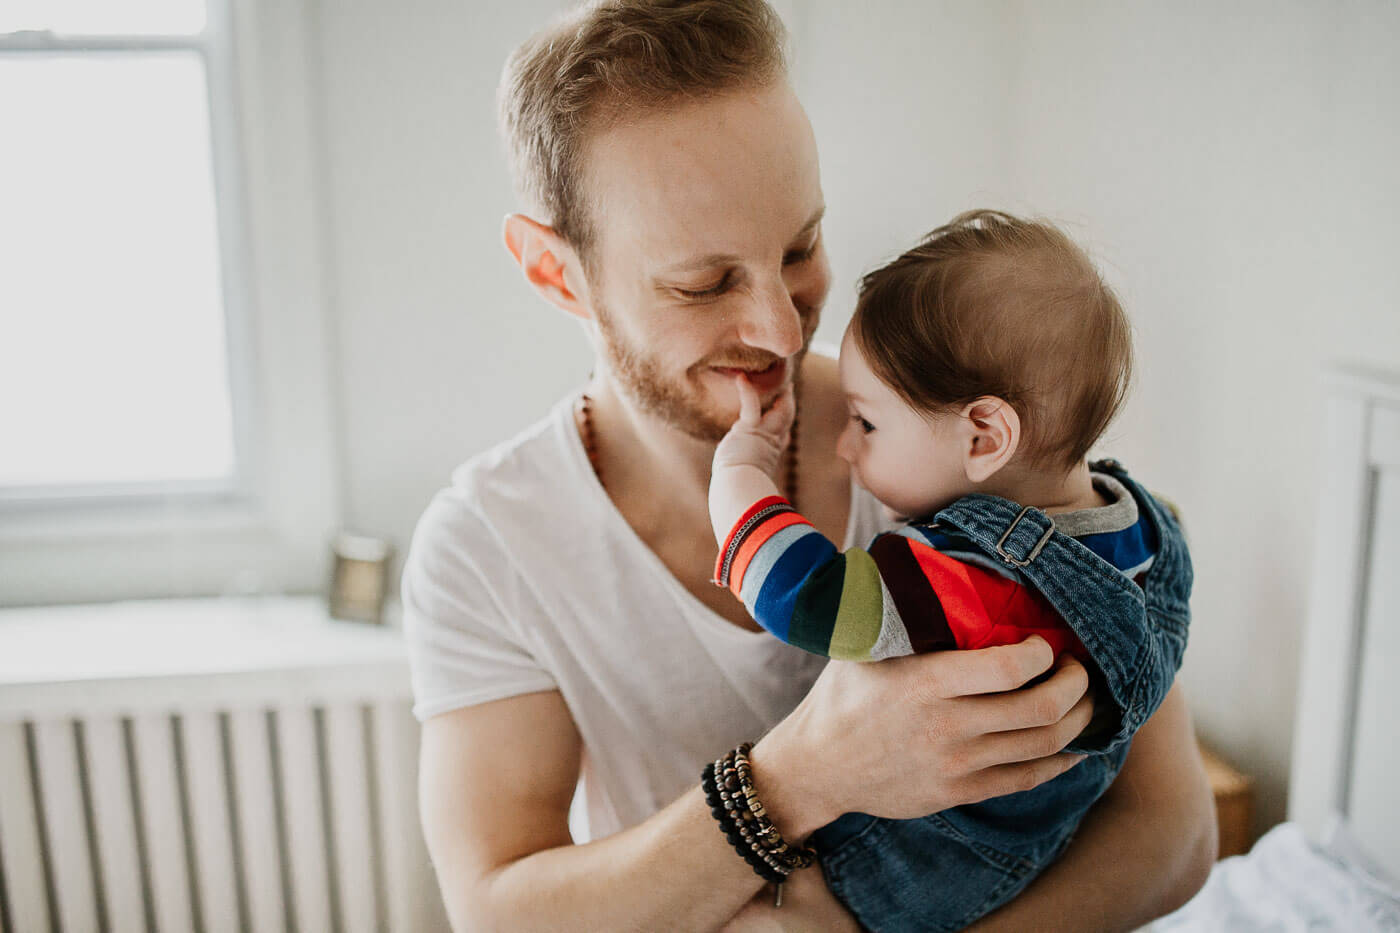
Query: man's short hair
850 210 1135 471
499 0 787 264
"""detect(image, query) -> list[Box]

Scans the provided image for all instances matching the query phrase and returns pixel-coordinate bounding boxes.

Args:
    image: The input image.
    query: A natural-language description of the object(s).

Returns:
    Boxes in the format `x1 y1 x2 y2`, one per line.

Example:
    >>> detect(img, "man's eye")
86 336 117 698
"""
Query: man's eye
783 241 818 266
676 272 733 299
852 414 875 434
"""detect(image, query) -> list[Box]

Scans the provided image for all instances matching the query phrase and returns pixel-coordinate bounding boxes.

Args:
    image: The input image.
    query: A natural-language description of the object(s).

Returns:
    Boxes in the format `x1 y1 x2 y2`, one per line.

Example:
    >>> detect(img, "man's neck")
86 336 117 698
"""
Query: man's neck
572 354 853 633
582 377 717 510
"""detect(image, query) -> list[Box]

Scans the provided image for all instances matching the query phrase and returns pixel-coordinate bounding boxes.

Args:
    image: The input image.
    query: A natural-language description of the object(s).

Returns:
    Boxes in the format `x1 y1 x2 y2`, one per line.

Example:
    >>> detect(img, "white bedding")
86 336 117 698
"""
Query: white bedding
1147 821 1400 931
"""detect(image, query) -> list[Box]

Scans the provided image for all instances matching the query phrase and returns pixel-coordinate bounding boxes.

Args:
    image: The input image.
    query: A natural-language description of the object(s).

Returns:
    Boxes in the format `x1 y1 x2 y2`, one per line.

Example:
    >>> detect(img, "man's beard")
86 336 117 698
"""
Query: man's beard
593 303 817 443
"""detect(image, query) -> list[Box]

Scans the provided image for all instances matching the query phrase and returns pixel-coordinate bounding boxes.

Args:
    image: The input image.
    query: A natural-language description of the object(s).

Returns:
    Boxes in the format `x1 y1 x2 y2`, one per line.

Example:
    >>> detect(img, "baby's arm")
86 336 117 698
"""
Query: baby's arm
710 378 1073 661
708 376 796 548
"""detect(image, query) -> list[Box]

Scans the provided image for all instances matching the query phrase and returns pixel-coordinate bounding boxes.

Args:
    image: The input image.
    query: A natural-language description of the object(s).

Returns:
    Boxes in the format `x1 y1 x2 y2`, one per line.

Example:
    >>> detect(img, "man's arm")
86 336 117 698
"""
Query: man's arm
419 689 769 932
967 682 1218 932
419 638 1096 932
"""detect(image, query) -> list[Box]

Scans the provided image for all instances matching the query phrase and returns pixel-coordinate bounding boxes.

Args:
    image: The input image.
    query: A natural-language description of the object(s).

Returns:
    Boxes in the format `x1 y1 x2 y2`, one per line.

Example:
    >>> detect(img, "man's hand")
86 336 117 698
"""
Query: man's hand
752 636 1095 837
713 377 795 478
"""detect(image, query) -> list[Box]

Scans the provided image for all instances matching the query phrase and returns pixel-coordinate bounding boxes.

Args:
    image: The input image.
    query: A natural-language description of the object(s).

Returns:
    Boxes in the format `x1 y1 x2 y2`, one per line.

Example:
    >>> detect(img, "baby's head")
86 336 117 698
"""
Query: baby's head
837 209 1133 521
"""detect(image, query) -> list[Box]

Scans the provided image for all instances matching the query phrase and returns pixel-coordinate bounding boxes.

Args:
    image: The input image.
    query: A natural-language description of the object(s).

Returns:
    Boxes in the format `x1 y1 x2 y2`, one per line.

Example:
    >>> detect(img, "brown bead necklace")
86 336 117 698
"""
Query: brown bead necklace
579 387 800 512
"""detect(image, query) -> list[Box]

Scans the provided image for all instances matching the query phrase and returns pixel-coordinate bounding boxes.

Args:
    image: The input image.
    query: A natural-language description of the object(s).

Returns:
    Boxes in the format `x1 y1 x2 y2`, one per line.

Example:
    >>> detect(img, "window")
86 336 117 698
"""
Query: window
1 2 243 501
0 0 343 606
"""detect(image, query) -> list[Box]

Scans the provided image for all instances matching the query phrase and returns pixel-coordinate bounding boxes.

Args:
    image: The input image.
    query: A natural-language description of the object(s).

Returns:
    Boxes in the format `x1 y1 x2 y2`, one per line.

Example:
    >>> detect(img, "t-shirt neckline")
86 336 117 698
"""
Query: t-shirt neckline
553 391 862 645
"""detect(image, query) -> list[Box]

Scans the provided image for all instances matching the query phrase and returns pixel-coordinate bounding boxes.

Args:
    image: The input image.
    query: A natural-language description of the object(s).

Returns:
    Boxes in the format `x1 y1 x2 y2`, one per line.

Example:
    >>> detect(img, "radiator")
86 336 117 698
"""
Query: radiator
0 597 448 933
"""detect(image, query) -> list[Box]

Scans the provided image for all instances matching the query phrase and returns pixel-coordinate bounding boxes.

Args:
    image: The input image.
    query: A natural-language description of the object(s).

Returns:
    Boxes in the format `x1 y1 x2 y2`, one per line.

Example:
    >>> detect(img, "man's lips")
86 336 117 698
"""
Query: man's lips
711 359 787 393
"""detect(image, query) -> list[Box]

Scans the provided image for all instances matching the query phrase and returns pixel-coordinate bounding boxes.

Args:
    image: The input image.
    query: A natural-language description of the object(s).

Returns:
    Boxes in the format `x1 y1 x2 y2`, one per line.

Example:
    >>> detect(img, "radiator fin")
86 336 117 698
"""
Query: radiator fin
0 700 438 933
0 722 52 933
181 710 242 933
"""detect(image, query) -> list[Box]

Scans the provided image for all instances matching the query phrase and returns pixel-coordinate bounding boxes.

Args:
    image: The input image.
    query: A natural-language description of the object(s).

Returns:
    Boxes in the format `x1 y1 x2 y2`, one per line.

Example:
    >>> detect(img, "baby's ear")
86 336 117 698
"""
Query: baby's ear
960 397 1020 483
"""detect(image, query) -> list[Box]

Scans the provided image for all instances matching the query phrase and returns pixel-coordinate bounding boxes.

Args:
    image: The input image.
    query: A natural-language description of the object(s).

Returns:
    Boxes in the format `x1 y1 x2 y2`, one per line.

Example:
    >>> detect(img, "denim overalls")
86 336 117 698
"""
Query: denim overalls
810 460 1193 932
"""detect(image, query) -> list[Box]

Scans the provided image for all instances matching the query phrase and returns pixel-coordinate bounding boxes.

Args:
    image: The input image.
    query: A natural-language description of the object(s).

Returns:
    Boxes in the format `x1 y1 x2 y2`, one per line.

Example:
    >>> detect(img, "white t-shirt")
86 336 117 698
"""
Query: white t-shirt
401 392 887 841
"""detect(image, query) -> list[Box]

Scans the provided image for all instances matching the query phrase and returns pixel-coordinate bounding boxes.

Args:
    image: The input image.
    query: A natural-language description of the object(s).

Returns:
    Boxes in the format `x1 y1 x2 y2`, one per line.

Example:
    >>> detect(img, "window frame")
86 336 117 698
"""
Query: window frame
0 0 344 606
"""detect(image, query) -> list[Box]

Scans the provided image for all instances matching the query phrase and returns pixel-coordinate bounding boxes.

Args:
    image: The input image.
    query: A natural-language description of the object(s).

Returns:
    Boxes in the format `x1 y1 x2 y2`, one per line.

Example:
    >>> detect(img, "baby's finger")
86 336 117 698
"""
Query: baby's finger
760 384 796 433
734 375 763 426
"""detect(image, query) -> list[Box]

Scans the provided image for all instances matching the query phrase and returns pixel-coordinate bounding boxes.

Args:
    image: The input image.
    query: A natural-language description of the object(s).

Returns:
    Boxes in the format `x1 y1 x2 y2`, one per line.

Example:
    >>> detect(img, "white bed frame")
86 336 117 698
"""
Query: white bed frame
1288 365 1400 880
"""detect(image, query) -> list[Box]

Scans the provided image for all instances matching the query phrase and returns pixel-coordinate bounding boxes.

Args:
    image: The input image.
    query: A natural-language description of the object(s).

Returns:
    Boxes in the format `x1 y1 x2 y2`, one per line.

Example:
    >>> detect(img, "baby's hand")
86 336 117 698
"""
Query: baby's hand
713 376 795 480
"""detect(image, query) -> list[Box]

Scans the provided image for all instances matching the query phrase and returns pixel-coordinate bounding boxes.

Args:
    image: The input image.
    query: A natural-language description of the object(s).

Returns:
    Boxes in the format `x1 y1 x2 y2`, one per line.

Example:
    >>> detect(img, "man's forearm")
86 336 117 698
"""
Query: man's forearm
422 694 815 933
466 782 791 933
967 684 1217 932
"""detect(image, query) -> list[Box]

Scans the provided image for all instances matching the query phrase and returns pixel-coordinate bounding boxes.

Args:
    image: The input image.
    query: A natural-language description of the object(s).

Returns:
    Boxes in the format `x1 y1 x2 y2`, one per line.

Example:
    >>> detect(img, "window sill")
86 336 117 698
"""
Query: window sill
0 595 409 716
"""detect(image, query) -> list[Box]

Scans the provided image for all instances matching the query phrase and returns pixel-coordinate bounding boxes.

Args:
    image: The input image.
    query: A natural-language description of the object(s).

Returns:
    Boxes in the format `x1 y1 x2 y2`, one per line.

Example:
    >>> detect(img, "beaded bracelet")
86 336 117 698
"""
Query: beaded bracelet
714 754 790 880
701 742 817 884
702 760 784 883
731 744 816 872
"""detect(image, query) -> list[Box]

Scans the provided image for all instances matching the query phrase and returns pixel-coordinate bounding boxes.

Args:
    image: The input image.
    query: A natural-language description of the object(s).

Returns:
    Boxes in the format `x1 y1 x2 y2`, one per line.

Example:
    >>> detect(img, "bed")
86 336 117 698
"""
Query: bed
1147 366 1400 931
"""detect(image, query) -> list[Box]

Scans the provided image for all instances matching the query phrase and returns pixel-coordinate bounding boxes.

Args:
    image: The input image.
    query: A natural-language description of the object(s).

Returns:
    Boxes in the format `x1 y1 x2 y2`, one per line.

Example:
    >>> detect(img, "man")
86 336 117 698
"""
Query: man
404 1 1217 929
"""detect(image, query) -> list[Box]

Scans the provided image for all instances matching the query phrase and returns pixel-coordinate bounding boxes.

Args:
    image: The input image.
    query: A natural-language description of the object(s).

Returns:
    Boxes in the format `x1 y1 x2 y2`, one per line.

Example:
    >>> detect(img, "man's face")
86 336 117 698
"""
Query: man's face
579 81 831 442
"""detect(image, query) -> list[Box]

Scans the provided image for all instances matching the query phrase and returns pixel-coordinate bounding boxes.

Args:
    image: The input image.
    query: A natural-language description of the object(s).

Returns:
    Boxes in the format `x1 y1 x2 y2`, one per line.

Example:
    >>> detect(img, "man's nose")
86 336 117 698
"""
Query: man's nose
735 280 804 358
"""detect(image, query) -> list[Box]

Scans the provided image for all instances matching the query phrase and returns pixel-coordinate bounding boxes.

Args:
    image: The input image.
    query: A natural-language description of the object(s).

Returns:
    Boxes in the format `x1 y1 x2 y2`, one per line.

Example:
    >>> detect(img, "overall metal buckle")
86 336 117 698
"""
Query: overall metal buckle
995 506 1054 567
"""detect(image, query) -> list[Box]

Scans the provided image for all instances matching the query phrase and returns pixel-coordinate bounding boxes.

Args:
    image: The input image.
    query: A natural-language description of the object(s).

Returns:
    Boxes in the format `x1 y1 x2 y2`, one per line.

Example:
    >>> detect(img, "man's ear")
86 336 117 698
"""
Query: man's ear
502 213 592 320
959 397 1021 483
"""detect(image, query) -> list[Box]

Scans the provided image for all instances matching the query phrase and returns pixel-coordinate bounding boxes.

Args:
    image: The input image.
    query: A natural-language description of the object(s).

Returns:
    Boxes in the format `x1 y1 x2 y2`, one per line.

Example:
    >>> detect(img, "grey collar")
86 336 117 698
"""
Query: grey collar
1050 472 1139 537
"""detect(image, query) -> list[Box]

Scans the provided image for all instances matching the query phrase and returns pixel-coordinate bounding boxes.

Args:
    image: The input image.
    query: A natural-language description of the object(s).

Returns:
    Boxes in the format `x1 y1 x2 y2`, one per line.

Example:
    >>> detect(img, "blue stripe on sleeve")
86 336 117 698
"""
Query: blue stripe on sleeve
752 530 838 643
739 523 822 610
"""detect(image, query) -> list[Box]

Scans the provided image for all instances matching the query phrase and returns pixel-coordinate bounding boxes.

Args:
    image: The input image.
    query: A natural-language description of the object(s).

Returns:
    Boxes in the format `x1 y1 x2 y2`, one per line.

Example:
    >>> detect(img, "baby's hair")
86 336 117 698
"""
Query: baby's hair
850 209 1133 471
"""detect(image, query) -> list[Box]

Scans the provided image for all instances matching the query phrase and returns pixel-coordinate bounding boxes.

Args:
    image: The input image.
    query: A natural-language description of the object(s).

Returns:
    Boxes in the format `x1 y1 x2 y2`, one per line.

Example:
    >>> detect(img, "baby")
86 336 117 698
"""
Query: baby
709 210 1193 931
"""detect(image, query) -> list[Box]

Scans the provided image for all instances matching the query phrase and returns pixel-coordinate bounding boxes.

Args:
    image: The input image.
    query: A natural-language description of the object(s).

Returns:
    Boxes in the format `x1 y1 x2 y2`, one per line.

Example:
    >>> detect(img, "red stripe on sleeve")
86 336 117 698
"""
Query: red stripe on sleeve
908 543 1084 658
908 545 998 649
713 496 791 584
727 511 811 597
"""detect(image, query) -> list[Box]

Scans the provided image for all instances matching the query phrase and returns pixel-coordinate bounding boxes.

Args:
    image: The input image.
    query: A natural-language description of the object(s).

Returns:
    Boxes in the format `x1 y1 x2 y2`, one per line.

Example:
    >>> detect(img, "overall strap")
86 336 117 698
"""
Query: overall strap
932 467 1190 752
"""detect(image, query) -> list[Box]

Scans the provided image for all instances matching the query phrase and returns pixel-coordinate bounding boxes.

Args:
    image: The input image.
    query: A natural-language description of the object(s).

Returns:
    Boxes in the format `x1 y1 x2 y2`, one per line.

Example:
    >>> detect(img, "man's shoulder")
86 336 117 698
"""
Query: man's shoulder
450 396 577 499
410 396 583 562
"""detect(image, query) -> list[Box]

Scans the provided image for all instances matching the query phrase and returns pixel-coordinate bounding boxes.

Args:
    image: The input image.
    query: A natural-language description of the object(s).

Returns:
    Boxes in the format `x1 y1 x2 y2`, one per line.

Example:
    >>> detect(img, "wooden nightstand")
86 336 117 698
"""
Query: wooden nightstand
1199 742 1257 858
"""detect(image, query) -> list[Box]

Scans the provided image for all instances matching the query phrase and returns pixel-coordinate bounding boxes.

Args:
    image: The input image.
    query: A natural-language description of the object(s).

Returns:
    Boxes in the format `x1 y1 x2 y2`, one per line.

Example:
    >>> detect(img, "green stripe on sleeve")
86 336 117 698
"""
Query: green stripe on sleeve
826 549 886 660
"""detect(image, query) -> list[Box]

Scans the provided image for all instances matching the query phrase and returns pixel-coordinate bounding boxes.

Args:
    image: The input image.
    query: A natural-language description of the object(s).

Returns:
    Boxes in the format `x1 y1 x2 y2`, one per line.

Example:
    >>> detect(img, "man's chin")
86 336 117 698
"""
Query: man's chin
623 381 733 444
603 336 809 444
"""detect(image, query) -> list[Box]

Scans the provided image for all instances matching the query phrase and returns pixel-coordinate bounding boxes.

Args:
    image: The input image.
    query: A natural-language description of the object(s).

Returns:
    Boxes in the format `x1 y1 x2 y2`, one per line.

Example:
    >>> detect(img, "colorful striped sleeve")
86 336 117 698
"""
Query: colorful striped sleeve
713 497 1081 661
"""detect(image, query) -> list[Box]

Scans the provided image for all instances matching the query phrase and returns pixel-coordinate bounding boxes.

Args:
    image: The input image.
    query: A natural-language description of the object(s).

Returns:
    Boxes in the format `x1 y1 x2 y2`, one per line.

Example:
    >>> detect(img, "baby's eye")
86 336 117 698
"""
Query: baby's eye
851 414 875 434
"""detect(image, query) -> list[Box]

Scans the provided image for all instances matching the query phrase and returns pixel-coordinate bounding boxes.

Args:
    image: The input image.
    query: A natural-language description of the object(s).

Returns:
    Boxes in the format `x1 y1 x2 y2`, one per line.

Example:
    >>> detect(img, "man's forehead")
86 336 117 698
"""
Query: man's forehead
652 205 826 275
581 83 822 270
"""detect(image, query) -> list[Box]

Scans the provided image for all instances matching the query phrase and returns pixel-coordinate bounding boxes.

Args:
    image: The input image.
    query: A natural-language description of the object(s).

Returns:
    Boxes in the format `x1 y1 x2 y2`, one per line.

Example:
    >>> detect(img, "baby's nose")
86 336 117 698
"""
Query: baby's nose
835 422 857 464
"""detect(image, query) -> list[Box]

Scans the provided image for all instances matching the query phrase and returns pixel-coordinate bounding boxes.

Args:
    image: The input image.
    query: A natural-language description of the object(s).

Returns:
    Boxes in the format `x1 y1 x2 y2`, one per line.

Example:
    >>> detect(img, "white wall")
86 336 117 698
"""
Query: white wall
312 1 1400 834
311 0 585 556
788 1 1017 347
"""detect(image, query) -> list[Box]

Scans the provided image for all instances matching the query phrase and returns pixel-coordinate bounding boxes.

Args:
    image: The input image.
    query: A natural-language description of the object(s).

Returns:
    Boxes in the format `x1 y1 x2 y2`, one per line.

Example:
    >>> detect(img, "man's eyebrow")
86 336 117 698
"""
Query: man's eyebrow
658 252 743 276
657 205 827 276
792 205 826 242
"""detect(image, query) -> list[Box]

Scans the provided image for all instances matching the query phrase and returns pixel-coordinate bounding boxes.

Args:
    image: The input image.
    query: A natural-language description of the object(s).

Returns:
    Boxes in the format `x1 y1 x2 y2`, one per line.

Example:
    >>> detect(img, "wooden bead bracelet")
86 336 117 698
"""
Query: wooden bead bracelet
701 742 817 887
